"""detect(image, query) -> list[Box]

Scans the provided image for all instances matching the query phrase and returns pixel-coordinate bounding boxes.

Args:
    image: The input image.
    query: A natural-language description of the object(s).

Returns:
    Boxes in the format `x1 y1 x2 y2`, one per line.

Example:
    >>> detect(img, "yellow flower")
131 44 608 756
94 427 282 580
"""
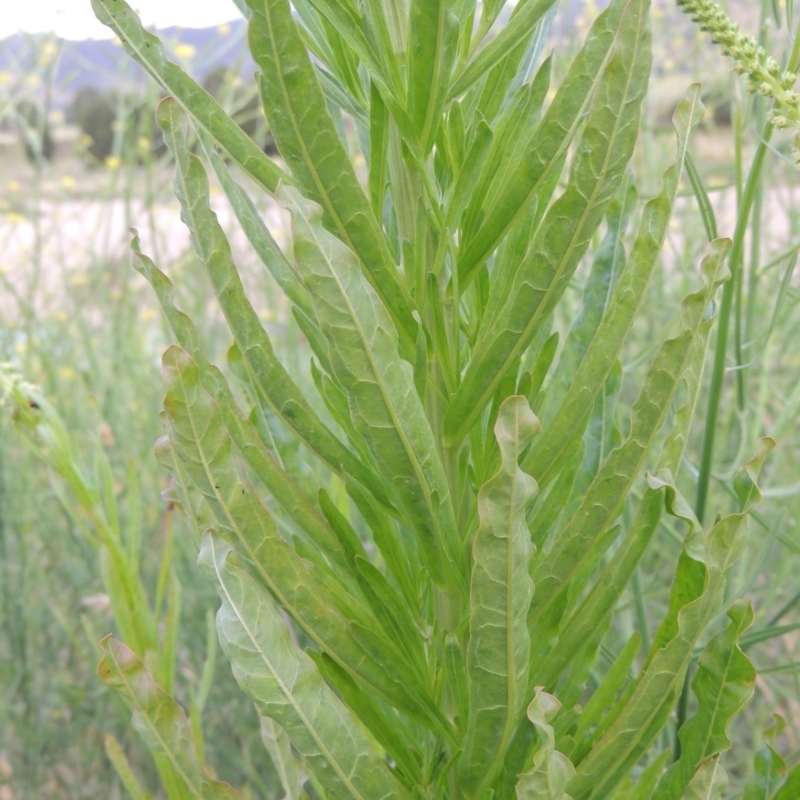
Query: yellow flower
174 43 196 61
60 175 76 190
217 23 230 35
0 71 13 86
104 155 121 170
57 366 76 380
6 213 24 225
139 306 158 322
24 74 41 88
39 41 58 66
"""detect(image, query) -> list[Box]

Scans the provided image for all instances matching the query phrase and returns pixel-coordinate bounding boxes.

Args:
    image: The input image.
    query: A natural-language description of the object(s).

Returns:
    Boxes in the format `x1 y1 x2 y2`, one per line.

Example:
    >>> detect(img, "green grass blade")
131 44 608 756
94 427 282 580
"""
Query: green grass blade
243 0 417 348
287 189 462 590
90 0 288 194
103 735 153 800
98 637 244 800
200 535 413 800
654 600 756 799
446 0 651 445
458 397 538 795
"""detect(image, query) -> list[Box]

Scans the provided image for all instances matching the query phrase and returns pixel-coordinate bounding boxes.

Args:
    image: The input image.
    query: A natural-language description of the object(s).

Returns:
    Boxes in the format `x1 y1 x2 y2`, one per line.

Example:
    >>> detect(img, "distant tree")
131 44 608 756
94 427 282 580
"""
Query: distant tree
69 86 116 164
68 86 166 166
16 100 53 163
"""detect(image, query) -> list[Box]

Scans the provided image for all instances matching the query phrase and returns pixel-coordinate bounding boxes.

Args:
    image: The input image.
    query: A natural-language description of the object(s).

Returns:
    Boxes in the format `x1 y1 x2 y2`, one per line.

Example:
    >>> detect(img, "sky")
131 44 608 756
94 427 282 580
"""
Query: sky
0 1 242 40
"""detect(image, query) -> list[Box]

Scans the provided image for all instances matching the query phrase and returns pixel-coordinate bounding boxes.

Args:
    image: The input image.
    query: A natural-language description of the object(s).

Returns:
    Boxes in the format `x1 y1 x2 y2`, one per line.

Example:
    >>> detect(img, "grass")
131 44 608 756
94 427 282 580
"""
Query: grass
1 2 800 796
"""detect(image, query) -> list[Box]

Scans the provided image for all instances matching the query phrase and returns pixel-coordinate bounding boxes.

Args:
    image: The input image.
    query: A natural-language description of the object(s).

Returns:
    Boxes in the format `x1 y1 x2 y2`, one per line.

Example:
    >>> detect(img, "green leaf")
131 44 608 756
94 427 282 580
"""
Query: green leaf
243 0 417 348
259 717 306 800
368 81 391 218
655 601 756 799
286 188 462 590
135 249 349 570
459 396 538 795
448 0 558 100
200 535 413 800
407 0 457 154
197 131 312 318
97 637 244 800
446 0 652 444
566 440 773 798
454 0 638 289
524 85 703 485
528 239 731 668
681 758 728 800
90 0 287 194
154 99 391 509
293 0 390 98
460 59 551 251
158 346 444 731
515 690 576 800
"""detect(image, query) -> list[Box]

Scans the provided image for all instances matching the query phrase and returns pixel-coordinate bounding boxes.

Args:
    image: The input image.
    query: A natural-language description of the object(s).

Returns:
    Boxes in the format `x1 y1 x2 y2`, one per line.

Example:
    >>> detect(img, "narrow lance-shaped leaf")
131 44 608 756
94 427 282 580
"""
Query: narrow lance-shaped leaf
158 347 444 731
196 129 312 318
455 0 634 286
448 0 558 100
243 0 417 348
523 85 704 484
292 0 392 99
133 246 347 568
407 0 457 154
459 396 538 795
259 717 306 800
447 0 652 445
201 535 413 800
567 440 773 798
286 187 462 591
654 600 756 800
90 0 287 193
528 239 731 662
156 98 392 511
97 637 244 800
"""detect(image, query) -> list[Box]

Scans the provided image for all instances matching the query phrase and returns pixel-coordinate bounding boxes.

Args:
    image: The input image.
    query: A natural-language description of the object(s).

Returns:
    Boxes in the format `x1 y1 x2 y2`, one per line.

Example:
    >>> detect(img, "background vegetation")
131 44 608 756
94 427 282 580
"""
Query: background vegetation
0 0 799 797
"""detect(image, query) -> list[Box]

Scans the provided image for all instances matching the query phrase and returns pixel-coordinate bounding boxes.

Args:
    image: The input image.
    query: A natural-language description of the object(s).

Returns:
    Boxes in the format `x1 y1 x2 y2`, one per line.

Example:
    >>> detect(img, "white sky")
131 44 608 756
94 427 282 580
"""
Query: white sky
0 1 242 40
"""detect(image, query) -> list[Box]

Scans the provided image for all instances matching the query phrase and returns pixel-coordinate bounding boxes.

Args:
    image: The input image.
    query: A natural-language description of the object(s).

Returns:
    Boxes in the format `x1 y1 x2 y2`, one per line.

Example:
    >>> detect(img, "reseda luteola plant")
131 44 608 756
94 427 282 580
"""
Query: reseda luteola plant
676 0 800 161
32 0 792 796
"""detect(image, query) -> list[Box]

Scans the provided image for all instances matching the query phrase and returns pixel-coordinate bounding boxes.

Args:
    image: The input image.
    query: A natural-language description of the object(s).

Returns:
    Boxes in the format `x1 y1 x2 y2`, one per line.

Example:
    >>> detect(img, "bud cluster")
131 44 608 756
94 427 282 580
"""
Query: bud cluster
676 0 800 163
